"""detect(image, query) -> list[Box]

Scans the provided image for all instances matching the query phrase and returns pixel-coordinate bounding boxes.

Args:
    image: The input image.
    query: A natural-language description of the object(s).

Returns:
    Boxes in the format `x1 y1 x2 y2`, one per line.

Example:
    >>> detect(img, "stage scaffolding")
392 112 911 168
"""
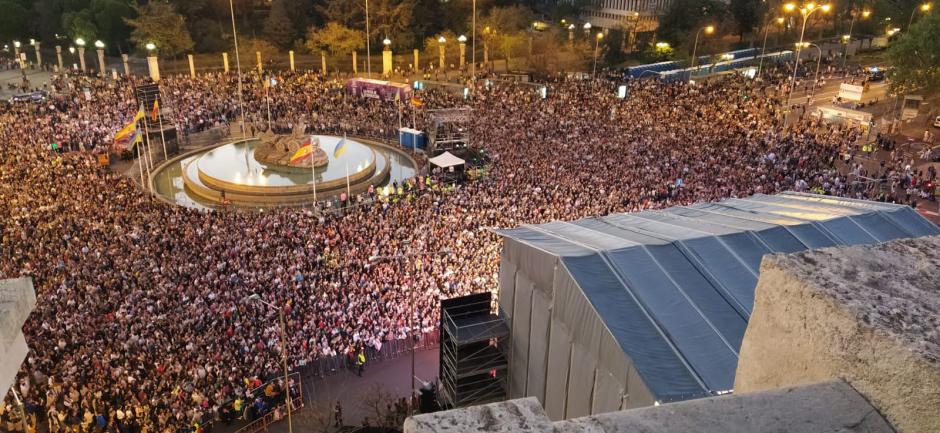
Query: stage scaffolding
427 108 472 154
440 292 509 408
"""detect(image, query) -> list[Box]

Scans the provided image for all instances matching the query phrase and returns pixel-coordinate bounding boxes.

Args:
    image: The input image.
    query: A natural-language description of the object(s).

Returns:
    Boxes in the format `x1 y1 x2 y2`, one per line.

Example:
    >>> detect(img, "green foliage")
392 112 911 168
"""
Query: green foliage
316 0 362 27
0 0 30 43
369 0 418 49
305 22 365 55
887 11 940 95
728 0 762 41
480 5 535 34
90 0 133 45
240 38 280 64
658 0 727 48
62 8 98 41
603 28 627 66
124 2 194 56
264 0 297 48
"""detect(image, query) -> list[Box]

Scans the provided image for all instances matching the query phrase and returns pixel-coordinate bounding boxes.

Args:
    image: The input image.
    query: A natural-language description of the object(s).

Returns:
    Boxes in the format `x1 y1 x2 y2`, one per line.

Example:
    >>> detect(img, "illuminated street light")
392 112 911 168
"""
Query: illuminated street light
689 25 716 75
782 3 831 125
656 42 670 48
909 2 932 28
145 42 156 51
592 32 604 79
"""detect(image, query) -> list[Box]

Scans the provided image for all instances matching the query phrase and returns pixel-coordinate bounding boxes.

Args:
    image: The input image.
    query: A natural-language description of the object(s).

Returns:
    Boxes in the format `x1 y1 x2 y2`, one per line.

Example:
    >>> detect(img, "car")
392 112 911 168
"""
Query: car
866 67 886 82
9 91 47 103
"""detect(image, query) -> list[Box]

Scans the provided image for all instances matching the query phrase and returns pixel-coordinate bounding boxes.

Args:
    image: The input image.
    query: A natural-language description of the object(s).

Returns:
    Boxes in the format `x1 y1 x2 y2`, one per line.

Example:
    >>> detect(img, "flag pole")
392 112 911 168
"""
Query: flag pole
137 139 144 187
157 100 168 160
141 109 154 190
345 160 351 203
311 136 317 204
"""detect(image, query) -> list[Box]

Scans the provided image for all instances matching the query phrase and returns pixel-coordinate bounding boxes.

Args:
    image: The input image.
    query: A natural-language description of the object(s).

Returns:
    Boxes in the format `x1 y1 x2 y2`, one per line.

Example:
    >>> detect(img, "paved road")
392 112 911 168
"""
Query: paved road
216 348 440 433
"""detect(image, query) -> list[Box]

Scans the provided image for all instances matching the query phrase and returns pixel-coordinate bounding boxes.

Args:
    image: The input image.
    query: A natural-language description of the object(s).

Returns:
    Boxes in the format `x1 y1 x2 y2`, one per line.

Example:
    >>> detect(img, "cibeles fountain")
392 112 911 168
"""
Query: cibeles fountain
152 122 417 209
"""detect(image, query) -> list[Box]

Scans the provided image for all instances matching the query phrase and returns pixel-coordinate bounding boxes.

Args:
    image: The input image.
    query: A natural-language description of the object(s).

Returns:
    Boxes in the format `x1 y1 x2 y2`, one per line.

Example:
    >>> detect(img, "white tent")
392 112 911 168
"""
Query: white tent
428 151 465 169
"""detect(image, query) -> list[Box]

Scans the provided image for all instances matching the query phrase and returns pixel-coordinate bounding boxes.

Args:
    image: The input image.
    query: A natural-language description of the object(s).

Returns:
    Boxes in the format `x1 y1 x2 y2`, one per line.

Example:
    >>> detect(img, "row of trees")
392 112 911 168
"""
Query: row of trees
0 0 592 55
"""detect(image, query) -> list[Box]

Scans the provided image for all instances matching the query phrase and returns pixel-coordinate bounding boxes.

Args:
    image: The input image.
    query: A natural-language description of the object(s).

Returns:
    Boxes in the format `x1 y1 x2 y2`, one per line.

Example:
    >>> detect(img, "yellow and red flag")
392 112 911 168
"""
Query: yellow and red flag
151 99 159 122
410 96 424 107
114 108 145 145
289 137 315 163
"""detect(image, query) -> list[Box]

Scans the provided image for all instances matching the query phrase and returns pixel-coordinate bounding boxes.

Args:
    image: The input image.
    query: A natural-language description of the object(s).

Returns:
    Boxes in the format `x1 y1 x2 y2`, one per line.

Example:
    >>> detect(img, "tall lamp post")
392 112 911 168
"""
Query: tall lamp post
758 18 786 78
797 42 823 99
75 38 87 72
592 32 604 79
229 0 246 138
458 35 467 70
94 40 106 78
841 9 871 77
68 46 76 70
782 2 831 126
471 0 476 79
365 0 371 76
368 248 451 406
245 294 293 433
908 2 932 29
438 36 446 69
30 38 41 67
689 25 715 78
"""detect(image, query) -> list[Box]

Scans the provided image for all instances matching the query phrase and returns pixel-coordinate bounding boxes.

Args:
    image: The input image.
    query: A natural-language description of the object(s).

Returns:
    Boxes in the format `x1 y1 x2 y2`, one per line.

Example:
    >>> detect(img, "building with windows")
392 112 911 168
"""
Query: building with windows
583 0 669 34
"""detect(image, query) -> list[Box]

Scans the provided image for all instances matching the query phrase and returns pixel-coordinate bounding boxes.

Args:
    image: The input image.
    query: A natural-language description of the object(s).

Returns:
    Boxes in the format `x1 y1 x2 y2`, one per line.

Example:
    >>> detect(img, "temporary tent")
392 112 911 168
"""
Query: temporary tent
428 152 465 169
495 192 940 421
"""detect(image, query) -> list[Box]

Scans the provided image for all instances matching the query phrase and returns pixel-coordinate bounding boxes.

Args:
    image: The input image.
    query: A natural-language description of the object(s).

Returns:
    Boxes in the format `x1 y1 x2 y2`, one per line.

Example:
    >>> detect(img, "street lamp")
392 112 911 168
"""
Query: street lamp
592 32 604 79
908 2 932 29
758 17 786 77
382 37 392 76
841 8 870 77
244 294 294 433
94 40 106 77
796 42 823 98
438 36 446 69
689 25 715 77
782 2 831 126
583 21 592 36
75 38 87 72
458 35 467 69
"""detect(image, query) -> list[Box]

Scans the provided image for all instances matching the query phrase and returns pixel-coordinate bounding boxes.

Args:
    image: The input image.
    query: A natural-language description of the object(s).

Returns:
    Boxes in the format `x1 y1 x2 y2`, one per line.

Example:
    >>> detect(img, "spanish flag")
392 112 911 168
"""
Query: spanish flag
289 137 315 163
151 99 159 122
113 108 145 145
410 96 424 107
333 134 348 159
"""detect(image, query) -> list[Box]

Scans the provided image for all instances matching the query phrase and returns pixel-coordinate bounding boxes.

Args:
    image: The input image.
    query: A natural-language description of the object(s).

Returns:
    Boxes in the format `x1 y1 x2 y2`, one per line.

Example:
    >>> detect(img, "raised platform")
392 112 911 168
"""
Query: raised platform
152 135 418 208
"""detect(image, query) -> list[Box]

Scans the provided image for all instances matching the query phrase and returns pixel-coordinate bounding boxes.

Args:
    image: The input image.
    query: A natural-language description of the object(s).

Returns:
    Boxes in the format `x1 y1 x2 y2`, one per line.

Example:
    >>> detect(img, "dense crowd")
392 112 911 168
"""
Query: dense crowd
0 64 932 433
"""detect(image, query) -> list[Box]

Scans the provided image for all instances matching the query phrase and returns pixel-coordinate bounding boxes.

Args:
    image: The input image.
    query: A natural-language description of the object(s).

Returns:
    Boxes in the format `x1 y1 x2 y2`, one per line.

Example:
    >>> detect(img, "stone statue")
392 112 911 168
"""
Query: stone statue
253 121 329 169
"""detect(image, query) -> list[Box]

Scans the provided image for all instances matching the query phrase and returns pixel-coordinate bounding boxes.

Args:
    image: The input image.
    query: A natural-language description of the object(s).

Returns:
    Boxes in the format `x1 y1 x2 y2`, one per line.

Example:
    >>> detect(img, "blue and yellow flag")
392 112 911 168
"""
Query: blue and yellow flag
333 134 348 159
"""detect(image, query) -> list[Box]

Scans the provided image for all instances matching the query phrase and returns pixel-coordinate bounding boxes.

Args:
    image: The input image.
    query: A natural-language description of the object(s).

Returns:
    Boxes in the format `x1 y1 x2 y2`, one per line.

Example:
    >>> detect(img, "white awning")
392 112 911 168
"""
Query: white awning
428 151 465 169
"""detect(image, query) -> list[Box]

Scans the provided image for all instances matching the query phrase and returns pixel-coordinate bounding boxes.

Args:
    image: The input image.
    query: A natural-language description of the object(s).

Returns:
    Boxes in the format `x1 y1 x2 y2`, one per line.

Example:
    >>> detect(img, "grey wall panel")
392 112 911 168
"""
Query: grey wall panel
527 289 551 403
553 266 603 358
591 369 623 415
510 272 534 398
498 253 517 321
566 344 596 419
545 319 572 421
624 364 656 409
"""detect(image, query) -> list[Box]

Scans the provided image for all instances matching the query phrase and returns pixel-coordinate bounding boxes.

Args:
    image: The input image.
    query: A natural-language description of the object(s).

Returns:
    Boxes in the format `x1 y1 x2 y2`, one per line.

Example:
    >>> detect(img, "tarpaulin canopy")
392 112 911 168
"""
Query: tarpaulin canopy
428 151 465 169
495 192 940 420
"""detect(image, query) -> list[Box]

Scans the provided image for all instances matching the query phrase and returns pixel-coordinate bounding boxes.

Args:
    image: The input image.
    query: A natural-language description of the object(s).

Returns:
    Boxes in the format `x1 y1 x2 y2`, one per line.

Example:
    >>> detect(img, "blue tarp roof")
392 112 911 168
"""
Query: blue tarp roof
497 192 940 403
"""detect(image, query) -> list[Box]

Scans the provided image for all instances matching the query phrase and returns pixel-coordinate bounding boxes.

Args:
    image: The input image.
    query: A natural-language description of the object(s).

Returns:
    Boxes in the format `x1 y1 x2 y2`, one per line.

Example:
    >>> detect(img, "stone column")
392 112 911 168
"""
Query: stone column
289 50 295 71
96 48 106 78
56 46 63 72
413 49 419 72
78 46 87 72
147 55 160 82
188 54 196 78
122 54 129 76
321 51 327 75
34 42 41 66
256 51 262 73
223 52 229 73
353 51 358 74
382 46 392 76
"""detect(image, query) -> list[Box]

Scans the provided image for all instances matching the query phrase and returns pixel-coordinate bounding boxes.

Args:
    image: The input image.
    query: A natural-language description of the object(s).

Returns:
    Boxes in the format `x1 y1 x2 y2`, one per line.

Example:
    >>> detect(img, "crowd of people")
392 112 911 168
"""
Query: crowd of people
0 61 933 433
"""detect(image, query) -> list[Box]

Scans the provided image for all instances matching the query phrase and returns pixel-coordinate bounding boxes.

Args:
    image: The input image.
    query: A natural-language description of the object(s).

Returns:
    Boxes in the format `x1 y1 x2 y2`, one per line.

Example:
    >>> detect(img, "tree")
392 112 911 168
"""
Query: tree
264 0 296 48
316 0 362 27
62 8 98 41
239 38 280 65
603 27 627 66
305 22 365 55
91 0 133 48
729 0 761 42
658 0 727 48
124 2 194 56
370 0 418 49
0 0 30 43
887 11 940 95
